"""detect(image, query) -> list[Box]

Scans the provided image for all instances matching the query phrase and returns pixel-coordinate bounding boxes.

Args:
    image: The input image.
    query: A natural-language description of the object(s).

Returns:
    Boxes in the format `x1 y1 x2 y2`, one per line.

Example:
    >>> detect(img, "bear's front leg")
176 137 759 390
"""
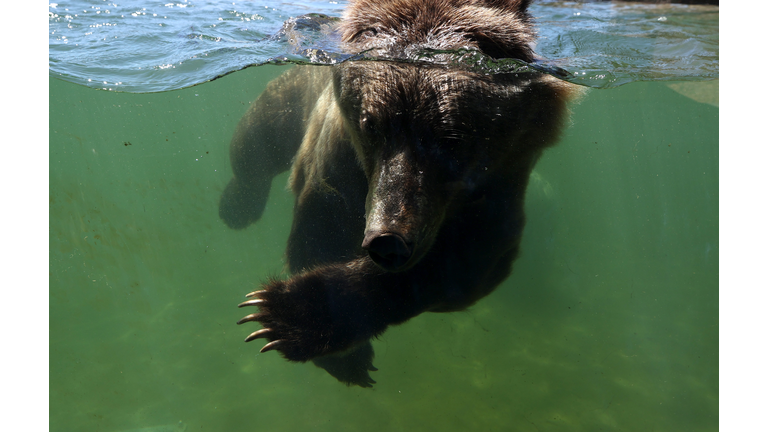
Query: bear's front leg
237 257 421 387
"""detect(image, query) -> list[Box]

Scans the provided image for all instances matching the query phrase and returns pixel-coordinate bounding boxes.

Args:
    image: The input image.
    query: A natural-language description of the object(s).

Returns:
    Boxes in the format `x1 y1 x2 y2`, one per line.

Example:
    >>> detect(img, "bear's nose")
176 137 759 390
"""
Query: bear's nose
362 232 412 271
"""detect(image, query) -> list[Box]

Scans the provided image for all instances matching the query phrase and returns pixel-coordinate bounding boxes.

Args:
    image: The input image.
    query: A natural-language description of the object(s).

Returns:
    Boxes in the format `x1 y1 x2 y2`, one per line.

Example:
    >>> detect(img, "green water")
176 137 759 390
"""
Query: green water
49 66 718 432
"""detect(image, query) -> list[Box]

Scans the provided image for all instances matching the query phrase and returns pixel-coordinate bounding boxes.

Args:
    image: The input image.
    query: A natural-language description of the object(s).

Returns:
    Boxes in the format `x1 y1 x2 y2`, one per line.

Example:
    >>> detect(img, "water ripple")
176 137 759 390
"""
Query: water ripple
49 0 718 92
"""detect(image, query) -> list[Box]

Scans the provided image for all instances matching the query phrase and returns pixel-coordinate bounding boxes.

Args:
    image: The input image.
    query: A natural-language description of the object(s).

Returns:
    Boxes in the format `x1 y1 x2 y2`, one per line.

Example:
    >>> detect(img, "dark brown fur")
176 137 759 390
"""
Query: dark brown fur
221 0 580 387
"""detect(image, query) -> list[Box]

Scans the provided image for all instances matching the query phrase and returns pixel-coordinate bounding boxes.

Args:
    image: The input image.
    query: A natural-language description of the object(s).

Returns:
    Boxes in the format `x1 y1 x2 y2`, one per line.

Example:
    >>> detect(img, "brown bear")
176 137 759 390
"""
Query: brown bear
221 0 580 387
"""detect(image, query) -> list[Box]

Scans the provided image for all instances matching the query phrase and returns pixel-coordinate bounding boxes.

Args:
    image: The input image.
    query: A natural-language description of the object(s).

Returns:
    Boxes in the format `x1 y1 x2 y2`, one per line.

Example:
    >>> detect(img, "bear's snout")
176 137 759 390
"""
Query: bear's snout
362 231 412 271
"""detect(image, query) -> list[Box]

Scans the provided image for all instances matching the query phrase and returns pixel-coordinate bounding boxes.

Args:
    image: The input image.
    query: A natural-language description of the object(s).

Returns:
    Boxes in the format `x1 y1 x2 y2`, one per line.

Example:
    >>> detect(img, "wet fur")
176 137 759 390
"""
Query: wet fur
222 0 580 387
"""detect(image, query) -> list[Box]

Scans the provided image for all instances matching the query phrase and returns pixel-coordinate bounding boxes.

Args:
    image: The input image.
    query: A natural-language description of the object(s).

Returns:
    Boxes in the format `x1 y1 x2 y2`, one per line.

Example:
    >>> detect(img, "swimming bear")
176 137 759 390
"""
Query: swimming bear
221 0 580 387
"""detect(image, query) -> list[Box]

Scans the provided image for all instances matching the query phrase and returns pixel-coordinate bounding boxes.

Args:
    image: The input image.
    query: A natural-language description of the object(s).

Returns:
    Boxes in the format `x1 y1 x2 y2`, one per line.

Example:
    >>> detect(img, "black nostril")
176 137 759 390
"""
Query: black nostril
364 234 412 271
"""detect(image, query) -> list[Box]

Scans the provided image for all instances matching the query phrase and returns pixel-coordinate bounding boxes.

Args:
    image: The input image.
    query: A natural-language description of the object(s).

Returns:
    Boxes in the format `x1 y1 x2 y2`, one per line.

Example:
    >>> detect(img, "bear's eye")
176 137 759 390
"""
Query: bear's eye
466 35 510 60
354 28 378 40
359 113 375 133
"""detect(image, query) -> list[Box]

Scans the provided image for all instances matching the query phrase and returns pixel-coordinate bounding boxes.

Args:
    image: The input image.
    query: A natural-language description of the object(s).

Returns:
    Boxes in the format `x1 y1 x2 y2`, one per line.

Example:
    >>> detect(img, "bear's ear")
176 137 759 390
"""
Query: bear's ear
481 0 534 12
513 0 533 12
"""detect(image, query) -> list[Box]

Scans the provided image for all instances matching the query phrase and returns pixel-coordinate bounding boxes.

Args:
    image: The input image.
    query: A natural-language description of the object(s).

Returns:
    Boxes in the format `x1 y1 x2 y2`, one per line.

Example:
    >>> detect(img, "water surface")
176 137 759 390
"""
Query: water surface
49 0 718 91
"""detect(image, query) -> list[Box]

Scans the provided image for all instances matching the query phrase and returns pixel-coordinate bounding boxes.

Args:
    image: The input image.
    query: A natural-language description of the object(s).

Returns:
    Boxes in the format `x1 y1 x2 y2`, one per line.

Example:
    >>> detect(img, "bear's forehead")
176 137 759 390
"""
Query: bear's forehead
339 63 521 108
336 64 538 141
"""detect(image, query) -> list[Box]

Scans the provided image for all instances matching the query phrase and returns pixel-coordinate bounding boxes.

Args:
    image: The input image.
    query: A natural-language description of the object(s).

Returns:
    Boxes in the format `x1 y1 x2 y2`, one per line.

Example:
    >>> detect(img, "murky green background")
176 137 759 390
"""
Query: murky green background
49 66 718 432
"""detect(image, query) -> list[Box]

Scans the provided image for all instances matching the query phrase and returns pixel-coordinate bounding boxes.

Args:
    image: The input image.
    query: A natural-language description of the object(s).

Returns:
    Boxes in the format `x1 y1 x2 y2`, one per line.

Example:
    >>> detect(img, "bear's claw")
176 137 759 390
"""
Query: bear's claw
260 340 283 353
245 289 266 298
238 298 264 307
243 328 271 341
236 313 259 325
236 289 293 356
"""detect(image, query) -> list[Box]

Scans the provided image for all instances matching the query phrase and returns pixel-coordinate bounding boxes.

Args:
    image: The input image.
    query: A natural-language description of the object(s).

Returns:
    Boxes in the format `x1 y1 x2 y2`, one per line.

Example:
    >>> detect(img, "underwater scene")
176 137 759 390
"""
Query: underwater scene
49 1 718 431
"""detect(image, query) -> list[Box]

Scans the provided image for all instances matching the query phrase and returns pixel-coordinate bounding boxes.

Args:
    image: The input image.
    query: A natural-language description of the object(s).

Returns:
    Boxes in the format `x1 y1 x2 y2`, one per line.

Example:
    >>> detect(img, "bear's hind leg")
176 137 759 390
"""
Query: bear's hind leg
312 342 377 388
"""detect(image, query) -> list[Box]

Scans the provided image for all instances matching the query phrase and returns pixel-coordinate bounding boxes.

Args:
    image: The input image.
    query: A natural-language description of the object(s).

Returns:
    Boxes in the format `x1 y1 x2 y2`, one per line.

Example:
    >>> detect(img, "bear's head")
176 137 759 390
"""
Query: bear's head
332 0 573 272
340 0 537 61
